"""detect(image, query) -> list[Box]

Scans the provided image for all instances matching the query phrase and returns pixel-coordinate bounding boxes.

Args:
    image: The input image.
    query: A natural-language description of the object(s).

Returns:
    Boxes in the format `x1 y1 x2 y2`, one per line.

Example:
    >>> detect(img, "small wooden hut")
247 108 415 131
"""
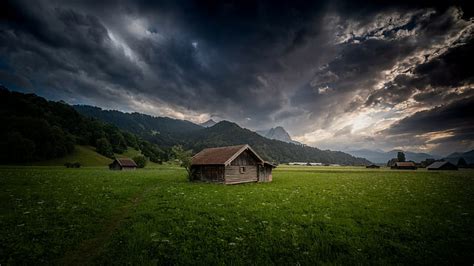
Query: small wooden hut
366 164 380 169
190 144 276 184
391 161 417 170
427 161 458 170
109 158 137 170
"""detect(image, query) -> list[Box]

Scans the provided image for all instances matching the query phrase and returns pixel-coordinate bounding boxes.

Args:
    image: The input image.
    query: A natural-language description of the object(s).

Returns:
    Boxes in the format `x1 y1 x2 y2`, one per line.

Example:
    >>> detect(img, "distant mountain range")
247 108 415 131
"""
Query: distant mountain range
346 149 442 164
256 126 302 145
200 119 217 128
444 150 474 164
75 105 369 165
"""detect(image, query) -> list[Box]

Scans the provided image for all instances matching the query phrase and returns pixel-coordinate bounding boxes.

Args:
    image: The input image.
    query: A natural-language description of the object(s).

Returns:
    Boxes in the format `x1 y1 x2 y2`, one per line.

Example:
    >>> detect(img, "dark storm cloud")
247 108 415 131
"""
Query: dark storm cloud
384 96 474 136
0 0 473 154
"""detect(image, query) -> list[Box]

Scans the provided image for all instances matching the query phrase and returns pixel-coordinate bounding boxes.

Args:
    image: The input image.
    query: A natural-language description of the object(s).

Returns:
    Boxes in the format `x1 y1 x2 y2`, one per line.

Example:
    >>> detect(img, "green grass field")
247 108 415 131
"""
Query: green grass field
1 166 473 264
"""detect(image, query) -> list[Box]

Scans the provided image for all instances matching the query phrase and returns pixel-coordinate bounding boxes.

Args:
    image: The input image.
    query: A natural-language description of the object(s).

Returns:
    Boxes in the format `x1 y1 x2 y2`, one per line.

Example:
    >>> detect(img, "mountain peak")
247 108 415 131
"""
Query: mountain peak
256 126 302 145
200 119 217 128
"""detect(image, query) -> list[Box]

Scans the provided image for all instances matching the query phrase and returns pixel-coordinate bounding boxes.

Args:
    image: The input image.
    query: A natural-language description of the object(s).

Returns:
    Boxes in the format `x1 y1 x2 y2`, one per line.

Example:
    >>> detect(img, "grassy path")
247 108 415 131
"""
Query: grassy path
59 186 152 265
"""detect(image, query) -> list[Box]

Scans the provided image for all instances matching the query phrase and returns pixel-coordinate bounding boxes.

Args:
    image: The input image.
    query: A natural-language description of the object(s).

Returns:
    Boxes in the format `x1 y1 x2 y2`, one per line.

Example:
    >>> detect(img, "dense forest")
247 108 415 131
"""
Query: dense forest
74 105 201 147
76 105 370 165
0 87 165 163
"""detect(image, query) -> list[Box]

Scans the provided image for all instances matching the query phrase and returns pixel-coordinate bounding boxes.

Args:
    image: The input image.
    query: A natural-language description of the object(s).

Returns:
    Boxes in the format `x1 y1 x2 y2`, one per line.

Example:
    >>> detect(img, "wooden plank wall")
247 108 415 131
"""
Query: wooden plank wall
225 150 260 184
225 165 258 184
191 165 225 182
230 150 258 166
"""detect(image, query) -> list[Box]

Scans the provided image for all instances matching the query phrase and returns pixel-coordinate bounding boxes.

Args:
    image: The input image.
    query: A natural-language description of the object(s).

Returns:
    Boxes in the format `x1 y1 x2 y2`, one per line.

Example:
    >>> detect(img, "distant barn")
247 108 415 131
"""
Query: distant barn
190 144 276 184
427 161 458 170
109 158 137 170
366 164 380 169
391 161 417 170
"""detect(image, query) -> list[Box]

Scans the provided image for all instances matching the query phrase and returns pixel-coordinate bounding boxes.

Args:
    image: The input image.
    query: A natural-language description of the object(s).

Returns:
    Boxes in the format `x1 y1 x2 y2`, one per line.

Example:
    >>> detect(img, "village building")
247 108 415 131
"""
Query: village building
366 164 380 169
427 161 458 170
109 158 137 170
391 161 417 170
190 144 276 184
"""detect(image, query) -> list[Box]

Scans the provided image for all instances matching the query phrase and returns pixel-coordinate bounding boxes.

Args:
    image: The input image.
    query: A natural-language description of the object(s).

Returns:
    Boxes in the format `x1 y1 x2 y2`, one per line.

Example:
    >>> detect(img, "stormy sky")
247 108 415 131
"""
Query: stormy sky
1 0 473 155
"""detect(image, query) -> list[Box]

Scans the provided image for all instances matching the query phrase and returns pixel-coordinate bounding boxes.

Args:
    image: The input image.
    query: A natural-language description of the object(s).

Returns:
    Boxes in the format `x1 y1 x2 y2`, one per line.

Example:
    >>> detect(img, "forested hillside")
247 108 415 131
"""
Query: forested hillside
74 105 202 147
183 121 370 164
76 106 370 165
0 87 164 163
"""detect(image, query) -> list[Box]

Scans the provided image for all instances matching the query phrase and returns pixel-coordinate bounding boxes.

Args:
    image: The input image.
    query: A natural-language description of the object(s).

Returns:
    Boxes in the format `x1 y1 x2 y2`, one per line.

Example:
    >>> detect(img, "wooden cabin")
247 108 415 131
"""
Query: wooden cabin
190 144 276 184
427 161 458 170
366 164 380 169
109 158 137 170
391 161 417 170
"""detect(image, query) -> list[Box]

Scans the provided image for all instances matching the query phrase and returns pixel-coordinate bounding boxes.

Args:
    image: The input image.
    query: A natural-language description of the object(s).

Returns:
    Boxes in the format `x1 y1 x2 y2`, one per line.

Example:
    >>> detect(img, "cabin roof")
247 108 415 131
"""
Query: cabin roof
114 158 137 167
264 161 277 168
395 162 416 167
427 161 452 169
191 144 264 166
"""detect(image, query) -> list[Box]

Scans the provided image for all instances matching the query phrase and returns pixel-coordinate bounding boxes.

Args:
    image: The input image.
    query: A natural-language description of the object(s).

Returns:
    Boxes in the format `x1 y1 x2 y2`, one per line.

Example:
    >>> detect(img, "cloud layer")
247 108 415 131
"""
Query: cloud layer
1 0 472 155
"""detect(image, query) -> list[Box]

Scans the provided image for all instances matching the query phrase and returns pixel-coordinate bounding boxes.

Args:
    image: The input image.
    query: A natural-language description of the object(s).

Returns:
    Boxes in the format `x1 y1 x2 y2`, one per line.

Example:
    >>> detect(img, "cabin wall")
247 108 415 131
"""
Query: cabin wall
109 162 122 170
230 150 258 166
225 165 258 184
191 165 225 182
258 165 273 182
224 150 260 184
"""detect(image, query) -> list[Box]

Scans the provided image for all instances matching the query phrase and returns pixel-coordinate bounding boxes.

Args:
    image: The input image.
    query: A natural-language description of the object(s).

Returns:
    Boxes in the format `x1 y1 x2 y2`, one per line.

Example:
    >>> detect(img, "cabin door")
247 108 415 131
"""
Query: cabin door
258 165 264 182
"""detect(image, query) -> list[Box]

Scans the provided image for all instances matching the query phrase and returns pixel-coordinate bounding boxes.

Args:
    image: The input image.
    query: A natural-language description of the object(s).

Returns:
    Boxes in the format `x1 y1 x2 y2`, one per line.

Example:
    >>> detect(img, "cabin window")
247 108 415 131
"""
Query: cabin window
240 167 246 174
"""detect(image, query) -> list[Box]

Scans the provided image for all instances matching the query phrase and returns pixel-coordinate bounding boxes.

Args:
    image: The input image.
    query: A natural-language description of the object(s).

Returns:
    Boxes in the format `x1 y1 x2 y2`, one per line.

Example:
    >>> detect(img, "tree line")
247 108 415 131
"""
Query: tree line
0 87 166 163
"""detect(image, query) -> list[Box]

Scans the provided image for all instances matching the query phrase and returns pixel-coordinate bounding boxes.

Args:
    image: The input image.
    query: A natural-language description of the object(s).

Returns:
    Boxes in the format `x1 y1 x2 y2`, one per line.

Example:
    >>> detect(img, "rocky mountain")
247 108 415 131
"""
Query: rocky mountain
346 149 442 164
256 126 302 145
200 119 217 128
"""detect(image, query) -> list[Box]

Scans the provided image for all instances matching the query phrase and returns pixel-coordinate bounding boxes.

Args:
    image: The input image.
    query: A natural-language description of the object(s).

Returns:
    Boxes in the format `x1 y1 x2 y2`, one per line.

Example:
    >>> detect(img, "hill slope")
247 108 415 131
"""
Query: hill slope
185 121 370 165
74 106 368 164
34 145 113 166
74 105 202 147
0 87 165 164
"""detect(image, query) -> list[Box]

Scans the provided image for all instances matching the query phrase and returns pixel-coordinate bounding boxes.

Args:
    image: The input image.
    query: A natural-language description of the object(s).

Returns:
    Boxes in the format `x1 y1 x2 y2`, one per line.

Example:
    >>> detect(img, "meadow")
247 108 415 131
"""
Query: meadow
0 166 473 265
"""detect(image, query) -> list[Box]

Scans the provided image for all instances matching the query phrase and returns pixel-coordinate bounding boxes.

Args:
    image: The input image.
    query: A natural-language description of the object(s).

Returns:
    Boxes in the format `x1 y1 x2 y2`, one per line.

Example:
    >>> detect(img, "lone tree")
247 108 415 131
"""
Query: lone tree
96 138 114 158
397 151 406 162
457 157 467 168
133 155 147 168
172 145 193 180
